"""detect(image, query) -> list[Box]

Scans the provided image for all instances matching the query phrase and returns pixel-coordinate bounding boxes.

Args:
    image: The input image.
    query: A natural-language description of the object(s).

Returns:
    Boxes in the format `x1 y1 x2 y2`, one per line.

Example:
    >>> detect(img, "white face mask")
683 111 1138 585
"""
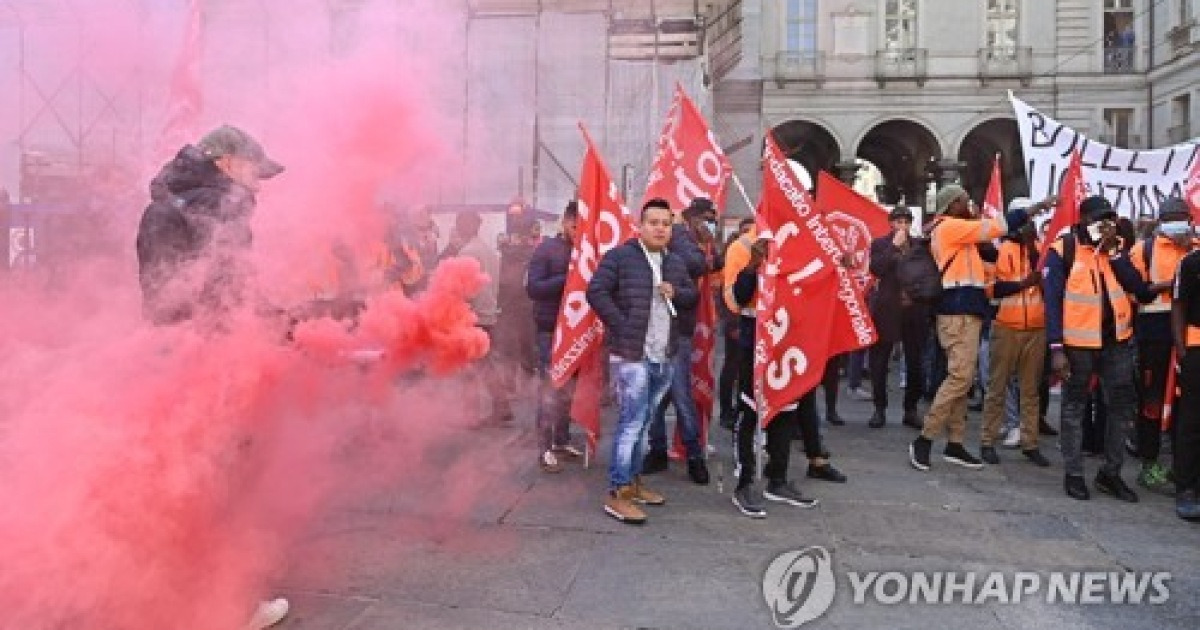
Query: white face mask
1086 222 1105 242
1159 220 1191 239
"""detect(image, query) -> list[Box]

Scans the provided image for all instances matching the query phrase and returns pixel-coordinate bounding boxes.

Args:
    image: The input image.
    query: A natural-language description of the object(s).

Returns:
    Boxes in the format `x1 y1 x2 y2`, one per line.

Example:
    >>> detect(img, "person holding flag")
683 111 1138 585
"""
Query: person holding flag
644 197 718 485
1128 198 1196 494
587 199 699 525
909 184 1043 473
1045 196 1153 502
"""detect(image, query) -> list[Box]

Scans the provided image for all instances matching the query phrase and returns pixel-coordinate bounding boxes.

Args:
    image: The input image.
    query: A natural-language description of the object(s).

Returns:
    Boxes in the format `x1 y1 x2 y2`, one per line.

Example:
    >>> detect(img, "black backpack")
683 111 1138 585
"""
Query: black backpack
896 238 954 303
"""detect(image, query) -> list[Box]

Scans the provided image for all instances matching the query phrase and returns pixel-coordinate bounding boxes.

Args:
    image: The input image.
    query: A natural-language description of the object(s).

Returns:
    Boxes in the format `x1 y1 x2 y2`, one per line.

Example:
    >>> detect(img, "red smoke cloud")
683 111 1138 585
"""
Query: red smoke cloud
0 1 509 628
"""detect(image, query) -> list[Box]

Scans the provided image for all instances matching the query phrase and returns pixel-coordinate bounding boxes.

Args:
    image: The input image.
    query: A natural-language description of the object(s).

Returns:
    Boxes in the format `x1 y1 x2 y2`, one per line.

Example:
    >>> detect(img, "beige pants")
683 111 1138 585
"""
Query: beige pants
922 314 982 444
981 325 1046 449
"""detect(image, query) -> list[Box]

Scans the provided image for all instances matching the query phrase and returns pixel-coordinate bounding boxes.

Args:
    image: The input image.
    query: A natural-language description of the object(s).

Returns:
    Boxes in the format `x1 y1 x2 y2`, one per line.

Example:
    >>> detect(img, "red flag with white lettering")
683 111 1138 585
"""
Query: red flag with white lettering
813 170 890 294
1037 149 1085 271
982 154 1004 219
548 125 637 448
642 85 731 453
754 136 877 425
1186 155 1200 223
158 0 203 158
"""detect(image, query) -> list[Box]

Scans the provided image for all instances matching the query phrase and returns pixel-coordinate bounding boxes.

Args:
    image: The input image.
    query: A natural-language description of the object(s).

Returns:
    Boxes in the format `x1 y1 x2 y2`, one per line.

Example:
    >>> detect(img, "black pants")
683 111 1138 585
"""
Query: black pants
718 330 741 421
1175 349 1200 493
733 346 823 488
1135 339 1173 462
1082 384 1108 455
869 304 930 413
821 354 842 417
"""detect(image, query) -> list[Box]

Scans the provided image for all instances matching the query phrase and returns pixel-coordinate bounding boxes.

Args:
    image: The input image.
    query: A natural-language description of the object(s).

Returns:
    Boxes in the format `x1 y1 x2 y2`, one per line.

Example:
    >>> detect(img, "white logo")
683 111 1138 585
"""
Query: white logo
762 546 836 628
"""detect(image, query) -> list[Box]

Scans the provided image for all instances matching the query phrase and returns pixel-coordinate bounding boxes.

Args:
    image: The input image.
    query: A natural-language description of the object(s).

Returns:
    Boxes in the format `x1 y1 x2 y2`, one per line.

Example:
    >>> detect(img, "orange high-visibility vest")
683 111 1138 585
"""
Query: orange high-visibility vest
1188 325 1200 347
993 240 1045 330
1052 239 1133 348
930 214 1008 291
1130 235 1193 314
722 230 757 315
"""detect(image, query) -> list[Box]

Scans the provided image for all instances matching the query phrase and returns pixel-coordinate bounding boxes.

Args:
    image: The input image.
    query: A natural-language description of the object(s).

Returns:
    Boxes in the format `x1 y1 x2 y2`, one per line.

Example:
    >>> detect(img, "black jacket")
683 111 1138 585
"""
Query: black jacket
135 145 256 325
586 238 699 361
667 223 711 337
526 234 573 333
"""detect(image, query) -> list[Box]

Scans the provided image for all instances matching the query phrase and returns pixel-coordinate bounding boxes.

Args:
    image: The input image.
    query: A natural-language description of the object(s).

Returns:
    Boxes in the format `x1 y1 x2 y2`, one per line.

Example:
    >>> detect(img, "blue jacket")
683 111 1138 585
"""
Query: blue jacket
586 238 699 361
525 234 572 332
668 223 711 337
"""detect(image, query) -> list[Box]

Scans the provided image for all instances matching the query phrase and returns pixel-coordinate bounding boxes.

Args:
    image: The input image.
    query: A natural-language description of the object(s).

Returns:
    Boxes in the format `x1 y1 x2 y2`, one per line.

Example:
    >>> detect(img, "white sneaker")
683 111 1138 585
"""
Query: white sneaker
1002 427 1021 449
246 598 289 630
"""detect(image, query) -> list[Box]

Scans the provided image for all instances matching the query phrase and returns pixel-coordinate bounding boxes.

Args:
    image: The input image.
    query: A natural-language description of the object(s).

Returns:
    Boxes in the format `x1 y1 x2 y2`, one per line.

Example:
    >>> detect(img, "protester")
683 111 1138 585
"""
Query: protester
979 197 1055 467
1129 198 1195 493
717 218 757 429
1045 195 1150 502
496 204 540 377
526 202 583 473
587 199 698 524
1170 244 1200 521
909 184 1043 472
445 209 510 427
135 125 289 630
867 204 929 429
645 197 717 484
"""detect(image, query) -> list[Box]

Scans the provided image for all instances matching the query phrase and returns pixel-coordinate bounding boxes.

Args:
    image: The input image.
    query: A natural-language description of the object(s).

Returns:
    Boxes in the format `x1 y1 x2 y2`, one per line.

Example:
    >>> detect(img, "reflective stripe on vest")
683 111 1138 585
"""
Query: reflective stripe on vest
1054 239 1134 348
993 241 1045 330
1137 237 1189 314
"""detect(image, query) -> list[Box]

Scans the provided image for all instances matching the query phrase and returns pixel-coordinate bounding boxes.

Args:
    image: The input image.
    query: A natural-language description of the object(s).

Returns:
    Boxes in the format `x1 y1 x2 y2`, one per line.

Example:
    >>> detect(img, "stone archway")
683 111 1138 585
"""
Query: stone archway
957 118 1028 206
855 119 941 206
770 120 842 192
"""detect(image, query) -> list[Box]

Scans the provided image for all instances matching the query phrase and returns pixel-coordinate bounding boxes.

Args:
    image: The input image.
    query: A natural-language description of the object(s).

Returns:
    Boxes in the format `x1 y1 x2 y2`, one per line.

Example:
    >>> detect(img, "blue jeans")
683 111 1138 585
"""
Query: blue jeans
535 331 574 452
649 336 703 460
608 357 673 489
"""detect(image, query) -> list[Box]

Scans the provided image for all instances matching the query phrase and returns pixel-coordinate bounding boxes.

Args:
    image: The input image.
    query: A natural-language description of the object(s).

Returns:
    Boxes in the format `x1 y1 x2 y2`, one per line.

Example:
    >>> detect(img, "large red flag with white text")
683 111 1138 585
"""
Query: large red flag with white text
1037 149 1085 271
754 136 877 425
642 85 732 452
549 125 637 448
813 170 890 293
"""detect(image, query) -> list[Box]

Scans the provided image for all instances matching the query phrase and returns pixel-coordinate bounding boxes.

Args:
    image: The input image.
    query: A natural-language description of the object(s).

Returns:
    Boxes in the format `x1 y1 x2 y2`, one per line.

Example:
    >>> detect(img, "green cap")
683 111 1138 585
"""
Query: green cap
935 184 967 215
198 125 284 178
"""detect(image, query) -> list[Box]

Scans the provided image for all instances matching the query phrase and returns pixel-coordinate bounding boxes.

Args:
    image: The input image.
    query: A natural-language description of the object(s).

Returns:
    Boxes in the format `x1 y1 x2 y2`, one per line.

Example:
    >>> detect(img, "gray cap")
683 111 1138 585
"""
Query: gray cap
935 184 967 215
198 125 284 179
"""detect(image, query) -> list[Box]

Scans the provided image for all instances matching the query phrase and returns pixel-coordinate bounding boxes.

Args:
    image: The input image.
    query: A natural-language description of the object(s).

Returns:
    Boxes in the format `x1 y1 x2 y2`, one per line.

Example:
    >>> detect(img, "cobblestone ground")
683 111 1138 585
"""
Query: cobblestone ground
274 372 1200 630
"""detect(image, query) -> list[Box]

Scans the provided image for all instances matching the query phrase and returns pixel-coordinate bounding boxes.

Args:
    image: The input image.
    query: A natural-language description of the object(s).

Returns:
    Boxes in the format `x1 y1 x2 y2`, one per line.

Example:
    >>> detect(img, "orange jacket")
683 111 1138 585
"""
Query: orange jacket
991 240 1045 331
722 230 757 315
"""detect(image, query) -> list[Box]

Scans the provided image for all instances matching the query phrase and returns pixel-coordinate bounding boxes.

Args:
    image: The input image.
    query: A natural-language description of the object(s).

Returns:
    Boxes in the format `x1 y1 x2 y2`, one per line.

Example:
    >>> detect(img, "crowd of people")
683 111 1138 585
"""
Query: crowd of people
132 127 1199 625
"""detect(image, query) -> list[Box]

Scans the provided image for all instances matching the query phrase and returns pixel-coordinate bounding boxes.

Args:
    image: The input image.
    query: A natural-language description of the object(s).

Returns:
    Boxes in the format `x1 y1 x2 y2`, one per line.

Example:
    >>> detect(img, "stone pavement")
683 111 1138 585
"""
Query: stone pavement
274 379 1199 630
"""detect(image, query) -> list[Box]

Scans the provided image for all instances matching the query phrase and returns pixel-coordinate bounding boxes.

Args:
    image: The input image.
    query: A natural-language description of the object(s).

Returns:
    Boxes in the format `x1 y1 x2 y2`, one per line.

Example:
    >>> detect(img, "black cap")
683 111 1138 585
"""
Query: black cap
1158 197 1190 220
889 205 914 220
683 197 715 219
1079 195 1116 223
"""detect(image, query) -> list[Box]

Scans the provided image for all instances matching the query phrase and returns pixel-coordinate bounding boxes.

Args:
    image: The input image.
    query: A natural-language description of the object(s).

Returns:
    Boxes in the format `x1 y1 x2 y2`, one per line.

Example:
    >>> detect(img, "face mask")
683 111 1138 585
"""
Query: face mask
705 220 719 236
1086 222 1105 242
1159 221 1191 239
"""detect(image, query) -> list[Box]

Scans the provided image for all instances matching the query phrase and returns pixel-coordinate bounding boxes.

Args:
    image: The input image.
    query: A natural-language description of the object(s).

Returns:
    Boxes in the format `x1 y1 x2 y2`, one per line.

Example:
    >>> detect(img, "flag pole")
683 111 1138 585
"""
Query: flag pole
730 171 755 214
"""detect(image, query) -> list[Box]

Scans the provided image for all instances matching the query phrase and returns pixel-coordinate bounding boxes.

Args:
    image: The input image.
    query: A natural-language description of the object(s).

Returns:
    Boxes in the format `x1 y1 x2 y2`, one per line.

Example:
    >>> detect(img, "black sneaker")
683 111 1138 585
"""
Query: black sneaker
732 485 767 518
1022 449 1051 467
1095 471 1139 503
642 449 669 475
764 481 819 508
943 443 984 469
807 463 848 483
901 409 923 430
868 410 886 428
825 411 846 426
1176 490 1200 521
980 446 1000 465
909 436 932 471
687 458 710 485
1065 475 1090 500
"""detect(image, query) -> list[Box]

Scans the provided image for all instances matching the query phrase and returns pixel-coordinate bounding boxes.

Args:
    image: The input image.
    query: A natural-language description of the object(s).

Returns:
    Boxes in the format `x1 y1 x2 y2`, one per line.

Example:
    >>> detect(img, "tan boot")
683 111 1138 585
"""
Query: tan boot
604 486 647 524
632 476 666 505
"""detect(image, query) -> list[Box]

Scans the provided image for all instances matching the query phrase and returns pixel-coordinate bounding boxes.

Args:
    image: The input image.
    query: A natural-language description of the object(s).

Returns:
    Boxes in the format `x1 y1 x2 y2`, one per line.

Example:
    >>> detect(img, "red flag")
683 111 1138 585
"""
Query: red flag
642 84 732 454
753 135 877 425
982 154 1004 219
158 0 203 157
1163 350 1178 432
1186 156 1200 223
1036 149 1086 271
548 125 637 449
814 170 890 293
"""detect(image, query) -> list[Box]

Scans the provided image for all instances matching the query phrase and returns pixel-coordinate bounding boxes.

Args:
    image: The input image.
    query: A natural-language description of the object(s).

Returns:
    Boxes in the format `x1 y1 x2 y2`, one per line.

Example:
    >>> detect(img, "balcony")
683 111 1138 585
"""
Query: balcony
977 46 1032 86
874 48 927 86
773 51 825 86
1096 133 1142 149
1103 45 1136 73
1168 20 1197 58
1168 124 1193 144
